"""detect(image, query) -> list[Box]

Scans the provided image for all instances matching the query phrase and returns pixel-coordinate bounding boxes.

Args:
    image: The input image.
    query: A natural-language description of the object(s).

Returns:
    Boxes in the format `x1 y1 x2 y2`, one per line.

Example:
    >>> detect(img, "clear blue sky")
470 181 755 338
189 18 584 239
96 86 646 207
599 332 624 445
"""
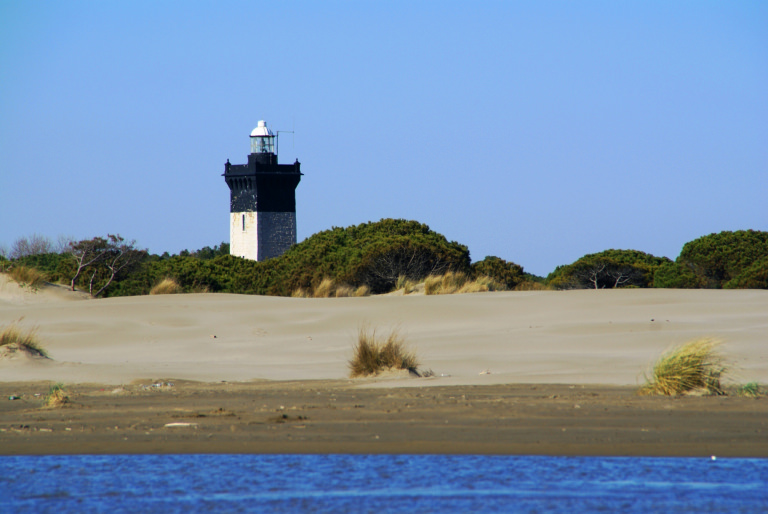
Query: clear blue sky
1 1 766 277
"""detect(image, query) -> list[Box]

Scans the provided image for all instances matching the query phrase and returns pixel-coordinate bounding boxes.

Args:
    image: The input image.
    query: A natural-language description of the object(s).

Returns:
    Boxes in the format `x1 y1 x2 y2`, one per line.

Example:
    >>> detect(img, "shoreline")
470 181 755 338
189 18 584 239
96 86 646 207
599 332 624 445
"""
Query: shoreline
2 379 766 457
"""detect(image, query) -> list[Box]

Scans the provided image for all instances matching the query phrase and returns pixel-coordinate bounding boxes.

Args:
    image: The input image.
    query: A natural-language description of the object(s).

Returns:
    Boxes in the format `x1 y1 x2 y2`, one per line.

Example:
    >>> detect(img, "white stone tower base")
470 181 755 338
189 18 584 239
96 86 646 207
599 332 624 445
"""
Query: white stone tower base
230 211 297 261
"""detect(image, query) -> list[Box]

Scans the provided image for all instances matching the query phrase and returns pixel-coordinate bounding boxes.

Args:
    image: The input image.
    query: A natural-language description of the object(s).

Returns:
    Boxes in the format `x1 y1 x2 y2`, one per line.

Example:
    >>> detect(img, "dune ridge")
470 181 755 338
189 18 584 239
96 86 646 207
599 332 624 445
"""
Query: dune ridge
1 274 766 387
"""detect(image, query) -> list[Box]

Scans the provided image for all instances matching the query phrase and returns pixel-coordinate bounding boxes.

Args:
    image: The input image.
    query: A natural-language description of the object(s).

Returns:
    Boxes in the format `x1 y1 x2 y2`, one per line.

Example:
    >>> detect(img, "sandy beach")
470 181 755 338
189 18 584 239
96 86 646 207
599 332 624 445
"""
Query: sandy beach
1 276 767 456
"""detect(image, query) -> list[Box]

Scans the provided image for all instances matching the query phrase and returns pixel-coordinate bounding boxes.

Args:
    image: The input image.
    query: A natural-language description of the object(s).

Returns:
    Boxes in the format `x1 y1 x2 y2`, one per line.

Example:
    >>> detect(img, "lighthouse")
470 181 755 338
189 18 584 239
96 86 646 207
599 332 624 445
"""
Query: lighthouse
223 121 302 261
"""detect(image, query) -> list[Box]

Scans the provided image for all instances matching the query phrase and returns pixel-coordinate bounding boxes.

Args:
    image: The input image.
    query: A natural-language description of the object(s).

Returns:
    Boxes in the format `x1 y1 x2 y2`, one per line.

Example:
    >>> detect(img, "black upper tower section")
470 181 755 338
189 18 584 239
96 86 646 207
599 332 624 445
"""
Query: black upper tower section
223 121 302 213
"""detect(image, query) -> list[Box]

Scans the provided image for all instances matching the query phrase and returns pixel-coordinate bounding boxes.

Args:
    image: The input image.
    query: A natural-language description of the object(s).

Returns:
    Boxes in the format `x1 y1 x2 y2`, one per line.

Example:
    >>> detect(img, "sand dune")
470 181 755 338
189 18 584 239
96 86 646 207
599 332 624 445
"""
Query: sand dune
1 274 766 386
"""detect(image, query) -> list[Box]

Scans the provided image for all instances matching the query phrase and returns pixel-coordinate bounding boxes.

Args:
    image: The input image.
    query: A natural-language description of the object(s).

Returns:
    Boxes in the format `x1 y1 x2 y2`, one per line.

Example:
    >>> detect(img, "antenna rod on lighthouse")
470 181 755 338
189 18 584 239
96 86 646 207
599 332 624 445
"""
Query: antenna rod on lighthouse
276 130 294 160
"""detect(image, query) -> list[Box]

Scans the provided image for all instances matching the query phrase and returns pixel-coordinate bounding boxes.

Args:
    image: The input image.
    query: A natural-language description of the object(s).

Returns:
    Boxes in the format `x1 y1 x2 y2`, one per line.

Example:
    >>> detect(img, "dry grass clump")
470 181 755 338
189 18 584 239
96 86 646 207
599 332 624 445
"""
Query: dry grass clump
44 383 69 408
291 287 311 298
395 276 420 294
0 322 48 358
349 326 418 377
639 338 726 396
292 280 371 298
352 285 371 297
150 277 183 295
464 275 506 293
424 271 506 295
7 265 47 290
424 271 466 294
334 284 355 297
313 278 335 298
335 284 370 297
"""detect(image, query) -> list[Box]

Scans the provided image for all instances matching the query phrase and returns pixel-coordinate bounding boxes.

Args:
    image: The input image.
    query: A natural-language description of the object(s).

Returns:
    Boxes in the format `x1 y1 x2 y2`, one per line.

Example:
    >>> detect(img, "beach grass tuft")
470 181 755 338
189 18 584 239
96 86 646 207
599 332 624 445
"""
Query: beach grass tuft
0 322 48 358
395 275 419 294
7 265 47 290
150 277 183 295
639 338 726 396
292 280 370 298
352 285 371 297
737 382 761 398
291 287 311 298
424 271 506 295
349 326 418 377
44 383 69 408
334 284 355 297
313 278 335 298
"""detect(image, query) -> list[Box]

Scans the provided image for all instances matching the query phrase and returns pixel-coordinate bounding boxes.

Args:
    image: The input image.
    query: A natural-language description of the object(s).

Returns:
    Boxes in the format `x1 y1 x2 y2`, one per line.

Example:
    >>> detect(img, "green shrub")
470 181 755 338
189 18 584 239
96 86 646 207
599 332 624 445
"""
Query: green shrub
677 230 768 288
471 256 524 289
723 256 768 289
11 253 70 284
653 261 701 288
241 219 471 295
548 250 670 289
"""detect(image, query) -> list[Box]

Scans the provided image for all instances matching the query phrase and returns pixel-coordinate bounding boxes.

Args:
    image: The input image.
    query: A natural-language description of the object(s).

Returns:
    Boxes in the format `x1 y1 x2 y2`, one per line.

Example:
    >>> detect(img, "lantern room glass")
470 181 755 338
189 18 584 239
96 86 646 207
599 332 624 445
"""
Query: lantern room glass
251 135 275 154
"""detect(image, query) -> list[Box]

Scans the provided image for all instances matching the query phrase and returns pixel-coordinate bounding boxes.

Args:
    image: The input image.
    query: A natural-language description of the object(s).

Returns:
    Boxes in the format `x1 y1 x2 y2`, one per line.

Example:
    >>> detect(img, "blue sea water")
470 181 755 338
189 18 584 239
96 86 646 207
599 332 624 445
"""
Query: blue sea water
1 454 767 513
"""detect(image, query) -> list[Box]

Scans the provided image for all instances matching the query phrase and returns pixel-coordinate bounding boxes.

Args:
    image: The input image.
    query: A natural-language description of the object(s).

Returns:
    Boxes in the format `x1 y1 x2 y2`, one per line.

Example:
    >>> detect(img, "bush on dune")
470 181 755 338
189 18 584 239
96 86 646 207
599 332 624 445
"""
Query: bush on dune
471 256 524 290
723 255 768 289
652 261 701 289
225 219 471 296
639 339 726 396
7 225 768 297
676 230 768 289
547 250 670 290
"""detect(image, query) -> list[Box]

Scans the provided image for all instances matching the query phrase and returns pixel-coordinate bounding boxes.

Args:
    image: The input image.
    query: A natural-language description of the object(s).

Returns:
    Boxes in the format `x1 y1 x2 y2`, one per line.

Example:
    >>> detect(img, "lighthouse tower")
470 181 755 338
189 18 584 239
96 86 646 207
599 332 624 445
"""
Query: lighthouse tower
223 121 302 261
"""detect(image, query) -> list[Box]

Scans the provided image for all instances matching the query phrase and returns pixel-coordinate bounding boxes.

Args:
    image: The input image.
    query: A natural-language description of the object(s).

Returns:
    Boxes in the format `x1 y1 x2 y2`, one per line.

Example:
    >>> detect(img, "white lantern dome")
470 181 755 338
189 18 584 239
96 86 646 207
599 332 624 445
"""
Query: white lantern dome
250 120 275 154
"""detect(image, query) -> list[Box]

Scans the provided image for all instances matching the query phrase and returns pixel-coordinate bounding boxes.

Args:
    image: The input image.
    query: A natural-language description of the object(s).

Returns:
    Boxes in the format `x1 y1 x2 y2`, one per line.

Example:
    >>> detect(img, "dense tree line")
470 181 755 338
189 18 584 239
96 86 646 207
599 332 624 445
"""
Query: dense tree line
3 220 505 296
546 230 768 289
3 225 766 296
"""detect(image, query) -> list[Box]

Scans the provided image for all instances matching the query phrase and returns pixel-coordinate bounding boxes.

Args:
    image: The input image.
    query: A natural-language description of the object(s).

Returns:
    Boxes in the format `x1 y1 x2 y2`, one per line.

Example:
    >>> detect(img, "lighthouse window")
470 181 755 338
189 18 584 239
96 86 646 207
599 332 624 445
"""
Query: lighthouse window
242 214 245 231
